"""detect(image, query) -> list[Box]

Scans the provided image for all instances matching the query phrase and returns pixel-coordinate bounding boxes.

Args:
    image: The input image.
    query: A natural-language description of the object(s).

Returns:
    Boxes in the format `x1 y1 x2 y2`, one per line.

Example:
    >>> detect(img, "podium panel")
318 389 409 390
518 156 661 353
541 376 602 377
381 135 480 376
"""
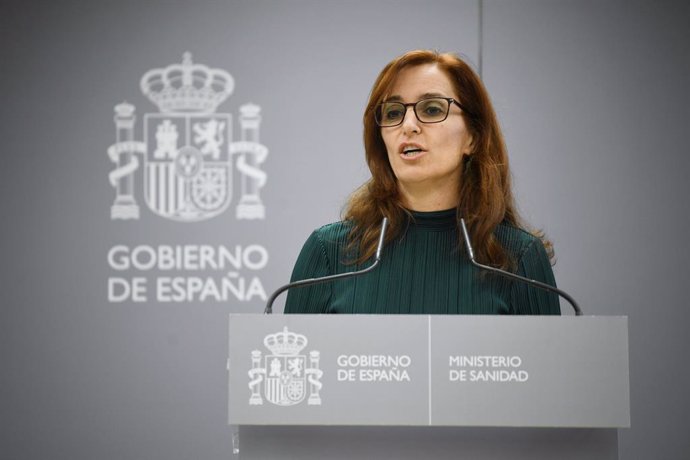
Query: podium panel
228 314 629 427
228 314 629 459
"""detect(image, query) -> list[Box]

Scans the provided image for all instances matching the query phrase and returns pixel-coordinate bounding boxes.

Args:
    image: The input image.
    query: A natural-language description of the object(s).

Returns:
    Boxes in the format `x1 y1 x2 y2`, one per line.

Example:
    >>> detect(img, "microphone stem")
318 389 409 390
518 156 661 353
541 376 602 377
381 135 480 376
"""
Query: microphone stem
470 257 582 316
264 218 388 314
460 218 583 316
264 259 380 314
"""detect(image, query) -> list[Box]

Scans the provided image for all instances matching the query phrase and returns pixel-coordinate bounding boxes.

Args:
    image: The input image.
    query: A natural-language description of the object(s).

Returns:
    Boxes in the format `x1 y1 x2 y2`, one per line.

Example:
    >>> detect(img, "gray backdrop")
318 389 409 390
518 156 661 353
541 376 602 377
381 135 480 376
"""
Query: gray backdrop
1 1 688 459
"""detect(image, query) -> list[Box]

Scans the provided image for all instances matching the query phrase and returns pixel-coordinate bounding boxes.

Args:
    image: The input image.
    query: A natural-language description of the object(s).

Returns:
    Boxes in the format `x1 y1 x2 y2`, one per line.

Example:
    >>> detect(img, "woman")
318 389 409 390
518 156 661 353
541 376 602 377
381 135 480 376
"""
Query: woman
284 50 560 315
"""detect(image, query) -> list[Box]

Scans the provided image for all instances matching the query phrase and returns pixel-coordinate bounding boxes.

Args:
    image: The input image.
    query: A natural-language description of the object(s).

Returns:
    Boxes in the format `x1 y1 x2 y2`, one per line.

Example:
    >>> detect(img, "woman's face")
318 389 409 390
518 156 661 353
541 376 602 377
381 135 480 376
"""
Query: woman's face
380 64 472 206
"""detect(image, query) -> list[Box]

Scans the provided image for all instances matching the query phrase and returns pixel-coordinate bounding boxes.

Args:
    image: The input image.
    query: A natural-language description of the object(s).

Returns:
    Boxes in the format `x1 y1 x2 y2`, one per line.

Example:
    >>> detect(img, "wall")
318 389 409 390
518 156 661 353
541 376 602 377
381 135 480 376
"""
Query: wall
1 1 688 459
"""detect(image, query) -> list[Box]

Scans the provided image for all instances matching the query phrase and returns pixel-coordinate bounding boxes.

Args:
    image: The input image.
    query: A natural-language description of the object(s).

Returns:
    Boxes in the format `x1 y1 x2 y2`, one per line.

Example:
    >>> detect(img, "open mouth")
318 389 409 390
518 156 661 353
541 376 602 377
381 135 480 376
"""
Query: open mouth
402 148 423 157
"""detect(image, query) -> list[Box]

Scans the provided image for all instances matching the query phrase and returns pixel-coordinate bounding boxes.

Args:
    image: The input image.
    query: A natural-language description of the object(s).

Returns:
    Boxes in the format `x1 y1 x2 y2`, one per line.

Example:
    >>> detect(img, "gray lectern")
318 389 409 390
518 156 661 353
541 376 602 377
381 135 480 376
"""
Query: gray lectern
228 315 629 459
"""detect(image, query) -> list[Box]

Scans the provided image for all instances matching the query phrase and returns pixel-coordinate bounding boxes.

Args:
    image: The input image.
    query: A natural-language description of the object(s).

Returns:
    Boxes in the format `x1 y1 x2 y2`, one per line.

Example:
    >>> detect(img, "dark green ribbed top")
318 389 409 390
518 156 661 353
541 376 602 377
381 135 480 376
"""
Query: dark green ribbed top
284 209 560 315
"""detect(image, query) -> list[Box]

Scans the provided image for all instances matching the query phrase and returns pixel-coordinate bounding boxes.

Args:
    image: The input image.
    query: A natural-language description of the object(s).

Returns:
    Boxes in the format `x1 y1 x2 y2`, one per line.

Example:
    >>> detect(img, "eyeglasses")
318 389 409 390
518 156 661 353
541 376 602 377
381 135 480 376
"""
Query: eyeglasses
374 97 465 127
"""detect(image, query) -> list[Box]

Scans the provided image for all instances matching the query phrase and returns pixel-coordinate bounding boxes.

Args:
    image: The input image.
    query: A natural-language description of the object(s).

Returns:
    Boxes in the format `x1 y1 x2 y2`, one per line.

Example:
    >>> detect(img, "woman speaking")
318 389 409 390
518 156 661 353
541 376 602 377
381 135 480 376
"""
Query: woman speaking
284 50 560 315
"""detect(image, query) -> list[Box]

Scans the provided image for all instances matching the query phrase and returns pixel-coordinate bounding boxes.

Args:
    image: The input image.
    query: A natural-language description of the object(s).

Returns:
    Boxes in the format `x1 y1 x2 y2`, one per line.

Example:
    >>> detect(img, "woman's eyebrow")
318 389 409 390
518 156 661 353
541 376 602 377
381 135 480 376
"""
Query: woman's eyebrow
419 92 447 99
384 95 404 102
384 92 447 102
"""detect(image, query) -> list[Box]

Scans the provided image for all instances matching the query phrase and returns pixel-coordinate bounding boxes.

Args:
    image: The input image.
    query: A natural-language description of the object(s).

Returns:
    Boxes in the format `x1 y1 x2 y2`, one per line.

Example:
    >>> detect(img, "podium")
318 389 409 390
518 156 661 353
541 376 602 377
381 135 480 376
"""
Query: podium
228 314 629 459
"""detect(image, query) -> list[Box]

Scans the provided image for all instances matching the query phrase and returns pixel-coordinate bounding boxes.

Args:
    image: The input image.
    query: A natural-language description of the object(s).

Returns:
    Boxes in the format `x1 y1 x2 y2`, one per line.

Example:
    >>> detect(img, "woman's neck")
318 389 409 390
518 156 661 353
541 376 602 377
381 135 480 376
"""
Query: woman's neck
398 182 459 212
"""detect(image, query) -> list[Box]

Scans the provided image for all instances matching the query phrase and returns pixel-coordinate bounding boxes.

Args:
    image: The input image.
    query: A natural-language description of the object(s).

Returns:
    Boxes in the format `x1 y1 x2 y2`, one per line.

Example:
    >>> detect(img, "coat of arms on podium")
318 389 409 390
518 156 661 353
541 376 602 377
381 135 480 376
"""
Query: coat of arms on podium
107 52 268 222
248 327 323 407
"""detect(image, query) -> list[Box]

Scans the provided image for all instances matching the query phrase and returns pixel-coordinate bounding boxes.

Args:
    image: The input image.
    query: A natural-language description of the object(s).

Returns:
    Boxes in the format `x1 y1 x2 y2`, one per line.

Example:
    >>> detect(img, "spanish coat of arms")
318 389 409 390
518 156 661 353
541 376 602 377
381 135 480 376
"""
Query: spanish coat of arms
248 327 323 406
107 52 268 222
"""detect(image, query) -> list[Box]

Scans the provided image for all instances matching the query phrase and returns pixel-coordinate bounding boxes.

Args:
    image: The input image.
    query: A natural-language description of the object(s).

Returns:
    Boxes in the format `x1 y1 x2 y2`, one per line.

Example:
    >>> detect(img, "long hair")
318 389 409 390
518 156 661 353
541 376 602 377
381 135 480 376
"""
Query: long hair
343 50 553 269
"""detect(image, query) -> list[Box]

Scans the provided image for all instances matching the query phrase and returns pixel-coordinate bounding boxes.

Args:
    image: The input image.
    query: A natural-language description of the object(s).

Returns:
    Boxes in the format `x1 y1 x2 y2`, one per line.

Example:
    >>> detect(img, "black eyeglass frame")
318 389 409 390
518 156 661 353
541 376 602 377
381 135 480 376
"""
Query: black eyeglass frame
374 97 467 127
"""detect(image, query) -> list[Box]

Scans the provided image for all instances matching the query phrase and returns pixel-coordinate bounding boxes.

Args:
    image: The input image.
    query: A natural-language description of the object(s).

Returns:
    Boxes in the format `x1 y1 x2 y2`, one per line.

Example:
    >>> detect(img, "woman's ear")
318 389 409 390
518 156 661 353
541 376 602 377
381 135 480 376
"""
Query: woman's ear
463 134 474 155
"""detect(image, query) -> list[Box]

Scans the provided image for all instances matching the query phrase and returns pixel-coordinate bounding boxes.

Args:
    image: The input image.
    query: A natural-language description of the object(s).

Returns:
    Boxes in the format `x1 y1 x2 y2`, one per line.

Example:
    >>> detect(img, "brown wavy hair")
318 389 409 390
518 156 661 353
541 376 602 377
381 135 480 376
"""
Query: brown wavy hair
343 50 553 269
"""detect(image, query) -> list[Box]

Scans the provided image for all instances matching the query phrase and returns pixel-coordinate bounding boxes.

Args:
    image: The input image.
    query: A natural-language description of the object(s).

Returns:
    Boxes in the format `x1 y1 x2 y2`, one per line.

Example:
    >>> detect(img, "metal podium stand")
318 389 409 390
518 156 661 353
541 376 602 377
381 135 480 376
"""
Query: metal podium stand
228 314 629 459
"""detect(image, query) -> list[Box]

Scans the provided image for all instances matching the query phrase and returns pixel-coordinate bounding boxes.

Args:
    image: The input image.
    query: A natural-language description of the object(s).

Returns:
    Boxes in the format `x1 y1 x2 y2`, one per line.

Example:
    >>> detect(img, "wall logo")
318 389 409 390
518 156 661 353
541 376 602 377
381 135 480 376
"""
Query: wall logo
248 327 323 406
107 52 268 222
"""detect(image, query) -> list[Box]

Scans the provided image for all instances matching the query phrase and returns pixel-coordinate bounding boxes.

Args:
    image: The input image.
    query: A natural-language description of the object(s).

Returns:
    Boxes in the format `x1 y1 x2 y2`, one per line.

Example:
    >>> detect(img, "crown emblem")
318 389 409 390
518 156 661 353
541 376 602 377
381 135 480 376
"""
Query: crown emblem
263 327 308 355
140 52 234 113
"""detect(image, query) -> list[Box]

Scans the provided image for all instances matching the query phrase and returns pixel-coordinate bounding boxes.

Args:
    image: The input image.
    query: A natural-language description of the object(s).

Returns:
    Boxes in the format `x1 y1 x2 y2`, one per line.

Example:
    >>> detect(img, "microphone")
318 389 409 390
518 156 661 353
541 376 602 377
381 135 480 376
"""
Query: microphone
264 218 389 314
459 218 583 316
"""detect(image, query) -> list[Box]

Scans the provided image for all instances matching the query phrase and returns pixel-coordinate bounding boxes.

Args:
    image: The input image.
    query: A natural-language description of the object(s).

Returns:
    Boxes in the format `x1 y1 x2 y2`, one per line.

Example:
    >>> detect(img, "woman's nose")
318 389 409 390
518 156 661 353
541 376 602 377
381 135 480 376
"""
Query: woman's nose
401 106 421 134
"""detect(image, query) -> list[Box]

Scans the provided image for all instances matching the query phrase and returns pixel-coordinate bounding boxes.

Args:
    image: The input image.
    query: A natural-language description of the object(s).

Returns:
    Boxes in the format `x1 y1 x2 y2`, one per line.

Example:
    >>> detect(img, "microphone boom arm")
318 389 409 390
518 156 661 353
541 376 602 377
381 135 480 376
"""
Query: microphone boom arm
460 218 583 316
264 218 388 314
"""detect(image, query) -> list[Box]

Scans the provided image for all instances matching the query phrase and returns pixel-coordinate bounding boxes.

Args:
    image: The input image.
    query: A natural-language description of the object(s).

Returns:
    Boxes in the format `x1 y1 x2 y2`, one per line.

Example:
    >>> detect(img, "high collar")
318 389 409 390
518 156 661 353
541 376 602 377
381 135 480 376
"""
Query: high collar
407 208 457 230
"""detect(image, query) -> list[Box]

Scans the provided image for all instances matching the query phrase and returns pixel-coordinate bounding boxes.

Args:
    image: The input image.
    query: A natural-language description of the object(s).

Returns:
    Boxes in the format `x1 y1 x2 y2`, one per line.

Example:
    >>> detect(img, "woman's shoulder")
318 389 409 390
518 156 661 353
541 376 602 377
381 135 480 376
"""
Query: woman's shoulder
494 222 547 261
295 220 355 271
310 220 353 241
302 220 354 254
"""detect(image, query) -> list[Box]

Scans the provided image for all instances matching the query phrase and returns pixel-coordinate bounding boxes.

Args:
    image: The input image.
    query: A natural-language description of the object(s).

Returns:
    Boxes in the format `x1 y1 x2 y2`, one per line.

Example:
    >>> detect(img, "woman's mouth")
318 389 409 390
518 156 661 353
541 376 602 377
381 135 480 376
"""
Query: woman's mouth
400 144 425 158
403 148 422 156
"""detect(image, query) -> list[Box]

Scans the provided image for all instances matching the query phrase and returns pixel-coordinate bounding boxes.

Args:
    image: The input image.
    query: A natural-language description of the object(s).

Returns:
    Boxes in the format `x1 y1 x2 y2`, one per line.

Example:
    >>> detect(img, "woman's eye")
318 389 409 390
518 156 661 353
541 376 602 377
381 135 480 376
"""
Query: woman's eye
422 104 443 115
384 108 403 120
